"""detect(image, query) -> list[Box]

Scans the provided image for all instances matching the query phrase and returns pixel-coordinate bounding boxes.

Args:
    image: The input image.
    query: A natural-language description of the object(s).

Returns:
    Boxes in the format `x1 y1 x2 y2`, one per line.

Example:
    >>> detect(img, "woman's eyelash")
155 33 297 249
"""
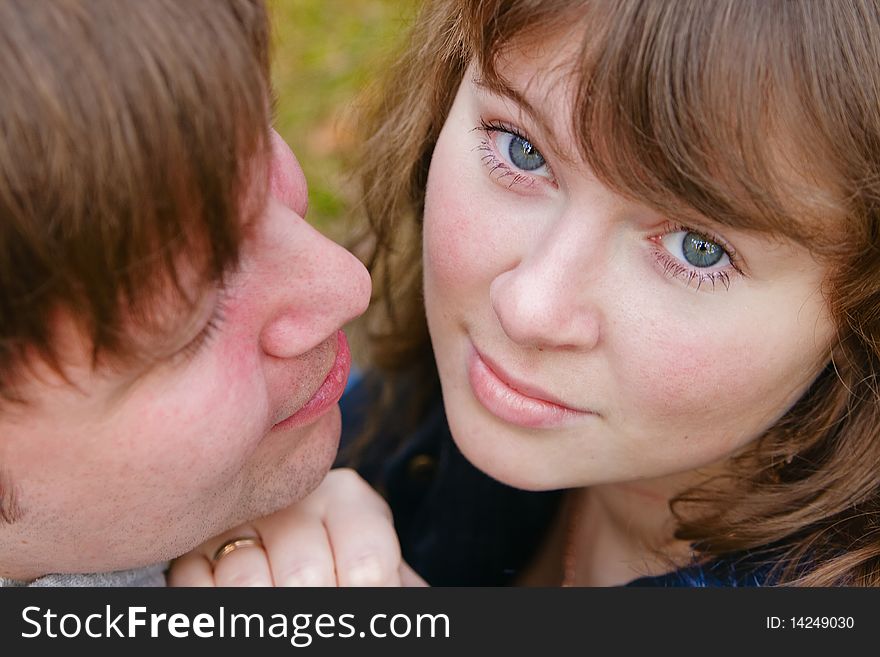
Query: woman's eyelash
473 119 552 188
475 119 530 188
655 252 733 291
651 223 744 292
477 118 532 144
476 141 532 188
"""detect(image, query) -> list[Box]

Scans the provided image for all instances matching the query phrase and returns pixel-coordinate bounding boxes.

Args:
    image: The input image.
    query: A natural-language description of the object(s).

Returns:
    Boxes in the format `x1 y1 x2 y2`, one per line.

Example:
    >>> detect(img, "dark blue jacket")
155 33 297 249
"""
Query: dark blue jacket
337 374 770 587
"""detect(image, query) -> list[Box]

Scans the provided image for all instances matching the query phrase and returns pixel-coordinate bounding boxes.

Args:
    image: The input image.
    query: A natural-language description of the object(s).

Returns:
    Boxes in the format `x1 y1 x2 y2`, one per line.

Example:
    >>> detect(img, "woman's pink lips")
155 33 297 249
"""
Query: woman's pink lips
272 330 351 431
467 345 596 429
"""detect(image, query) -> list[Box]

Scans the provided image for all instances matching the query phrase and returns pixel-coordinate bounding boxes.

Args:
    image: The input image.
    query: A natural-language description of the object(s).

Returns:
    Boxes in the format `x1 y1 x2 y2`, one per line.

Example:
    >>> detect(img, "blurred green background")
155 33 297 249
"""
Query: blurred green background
269 0 415 238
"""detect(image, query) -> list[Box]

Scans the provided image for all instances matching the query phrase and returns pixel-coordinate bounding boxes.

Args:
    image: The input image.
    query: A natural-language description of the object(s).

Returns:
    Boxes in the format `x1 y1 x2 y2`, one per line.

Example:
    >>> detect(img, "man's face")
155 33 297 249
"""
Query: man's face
0 132 371 579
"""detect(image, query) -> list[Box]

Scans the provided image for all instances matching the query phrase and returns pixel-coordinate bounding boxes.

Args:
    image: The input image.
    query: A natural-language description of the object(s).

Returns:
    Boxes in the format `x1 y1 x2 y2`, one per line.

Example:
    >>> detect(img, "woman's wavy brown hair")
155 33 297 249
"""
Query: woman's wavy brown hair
351 0 880 585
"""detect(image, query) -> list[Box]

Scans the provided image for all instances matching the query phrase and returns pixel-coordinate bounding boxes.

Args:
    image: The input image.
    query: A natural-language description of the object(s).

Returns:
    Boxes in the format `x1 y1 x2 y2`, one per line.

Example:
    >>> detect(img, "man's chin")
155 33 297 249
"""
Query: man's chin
247 405 342 518
149 408 343 565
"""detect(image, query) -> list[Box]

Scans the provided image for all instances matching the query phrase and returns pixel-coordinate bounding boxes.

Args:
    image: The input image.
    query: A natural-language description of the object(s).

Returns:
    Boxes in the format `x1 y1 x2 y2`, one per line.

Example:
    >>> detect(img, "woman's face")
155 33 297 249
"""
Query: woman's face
422 54 836 493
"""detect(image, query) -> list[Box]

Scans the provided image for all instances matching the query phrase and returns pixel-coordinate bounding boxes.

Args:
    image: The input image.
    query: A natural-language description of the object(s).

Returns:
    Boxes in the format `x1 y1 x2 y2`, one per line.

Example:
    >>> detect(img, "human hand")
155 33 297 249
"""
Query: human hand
168 468 426 587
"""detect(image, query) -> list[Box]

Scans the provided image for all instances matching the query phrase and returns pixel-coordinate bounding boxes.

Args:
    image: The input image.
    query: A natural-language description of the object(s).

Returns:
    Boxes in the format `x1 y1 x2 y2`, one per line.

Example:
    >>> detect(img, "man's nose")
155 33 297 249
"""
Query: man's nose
259 202 371 359
268 129 309 218
489 226 603 352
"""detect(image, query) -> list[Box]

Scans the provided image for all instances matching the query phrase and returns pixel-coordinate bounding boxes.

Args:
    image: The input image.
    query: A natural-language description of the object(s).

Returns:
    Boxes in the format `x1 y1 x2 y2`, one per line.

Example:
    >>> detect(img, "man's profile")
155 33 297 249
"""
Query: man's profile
0 0 369 585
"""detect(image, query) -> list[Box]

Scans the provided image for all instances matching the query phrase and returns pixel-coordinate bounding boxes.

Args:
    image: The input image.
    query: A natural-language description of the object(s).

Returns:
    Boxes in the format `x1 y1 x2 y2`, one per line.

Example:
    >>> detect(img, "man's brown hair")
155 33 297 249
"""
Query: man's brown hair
0 0 272 398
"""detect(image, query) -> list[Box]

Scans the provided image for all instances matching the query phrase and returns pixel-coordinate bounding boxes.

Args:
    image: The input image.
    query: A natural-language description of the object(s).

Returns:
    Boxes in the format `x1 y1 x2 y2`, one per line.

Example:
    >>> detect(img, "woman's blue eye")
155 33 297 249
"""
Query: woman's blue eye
477 121 551 181
681 232 724 267
660 230 731 271
505 133 545 171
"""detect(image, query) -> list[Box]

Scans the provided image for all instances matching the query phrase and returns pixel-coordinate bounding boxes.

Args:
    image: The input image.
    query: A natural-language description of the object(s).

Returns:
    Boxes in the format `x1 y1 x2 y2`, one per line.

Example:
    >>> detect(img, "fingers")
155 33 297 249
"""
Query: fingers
323 505 401 586
257 505 338 587
169 536 428 588
168 468 410 588
209 532 273 587
258 468 401 587
318 469 402 587
168 529 272 587
167 551 214 587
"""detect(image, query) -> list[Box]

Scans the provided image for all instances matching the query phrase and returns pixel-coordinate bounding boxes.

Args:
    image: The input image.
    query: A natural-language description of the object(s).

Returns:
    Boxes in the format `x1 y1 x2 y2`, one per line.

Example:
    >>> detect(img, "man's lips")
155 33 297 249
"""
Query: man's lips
272 330 351 431
468 344 597 428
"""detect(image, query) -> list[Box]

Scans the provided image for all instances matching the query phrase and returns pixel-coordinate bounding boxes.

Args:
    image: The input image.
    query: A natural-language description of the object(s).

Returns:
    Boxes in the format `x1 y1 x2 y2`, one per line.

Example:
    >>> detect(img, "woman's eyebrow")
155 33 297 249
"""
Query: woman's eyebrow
472 75 567 160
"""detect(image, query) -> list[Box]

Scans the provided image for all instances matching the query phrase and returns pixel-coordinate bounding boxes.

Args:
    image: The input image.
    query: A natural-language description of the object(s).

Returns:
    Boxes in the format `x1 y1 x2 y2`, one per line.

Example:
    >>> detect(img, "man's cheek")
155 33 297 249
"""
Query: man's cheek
136 373 262 466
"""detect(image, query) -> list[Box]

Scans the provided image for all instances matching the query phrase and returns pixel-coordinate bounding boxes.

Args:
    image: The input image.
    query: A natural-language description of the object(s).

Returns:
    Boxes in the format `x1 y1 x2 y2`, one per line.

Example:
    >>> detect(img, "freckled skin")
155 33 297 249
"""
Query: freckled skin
0 133 371 580
423 59 835 498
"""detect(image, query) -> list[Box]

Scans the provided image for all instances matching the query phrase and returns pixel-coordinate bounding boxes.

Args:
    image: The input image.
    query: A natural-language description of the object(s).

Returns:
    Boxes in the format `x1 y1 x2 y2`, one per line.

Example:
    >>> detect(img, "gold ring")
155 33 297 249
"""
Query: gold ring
211 536 264 566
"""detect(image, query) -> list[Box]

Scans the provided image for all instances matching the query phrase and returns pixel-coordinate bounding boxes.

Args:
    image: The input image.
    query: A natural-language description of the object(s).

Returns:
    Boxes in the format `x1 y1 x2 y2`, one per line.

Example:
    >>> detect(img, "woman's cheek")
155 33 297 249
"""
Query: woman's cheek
424 180 519 301
424 185 485 297
617 318 802 448
424 219 481 297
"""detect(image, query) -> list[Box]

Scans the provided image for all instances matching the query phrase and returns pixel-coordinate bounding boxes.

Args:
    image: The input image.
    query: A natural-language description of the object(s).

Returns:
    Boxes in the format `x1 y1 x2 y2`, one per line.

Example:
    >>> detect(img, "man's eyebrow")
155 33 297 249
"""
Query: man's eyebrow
472 75 567 161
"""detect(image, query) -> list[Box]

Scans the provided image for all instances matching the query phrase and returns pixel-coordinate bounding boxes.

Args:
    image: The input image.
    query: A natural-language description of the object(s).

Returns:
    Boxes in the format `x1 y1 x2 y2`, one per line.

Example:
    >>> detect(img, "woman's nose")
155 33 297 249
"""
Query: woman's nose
489 236 602 352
